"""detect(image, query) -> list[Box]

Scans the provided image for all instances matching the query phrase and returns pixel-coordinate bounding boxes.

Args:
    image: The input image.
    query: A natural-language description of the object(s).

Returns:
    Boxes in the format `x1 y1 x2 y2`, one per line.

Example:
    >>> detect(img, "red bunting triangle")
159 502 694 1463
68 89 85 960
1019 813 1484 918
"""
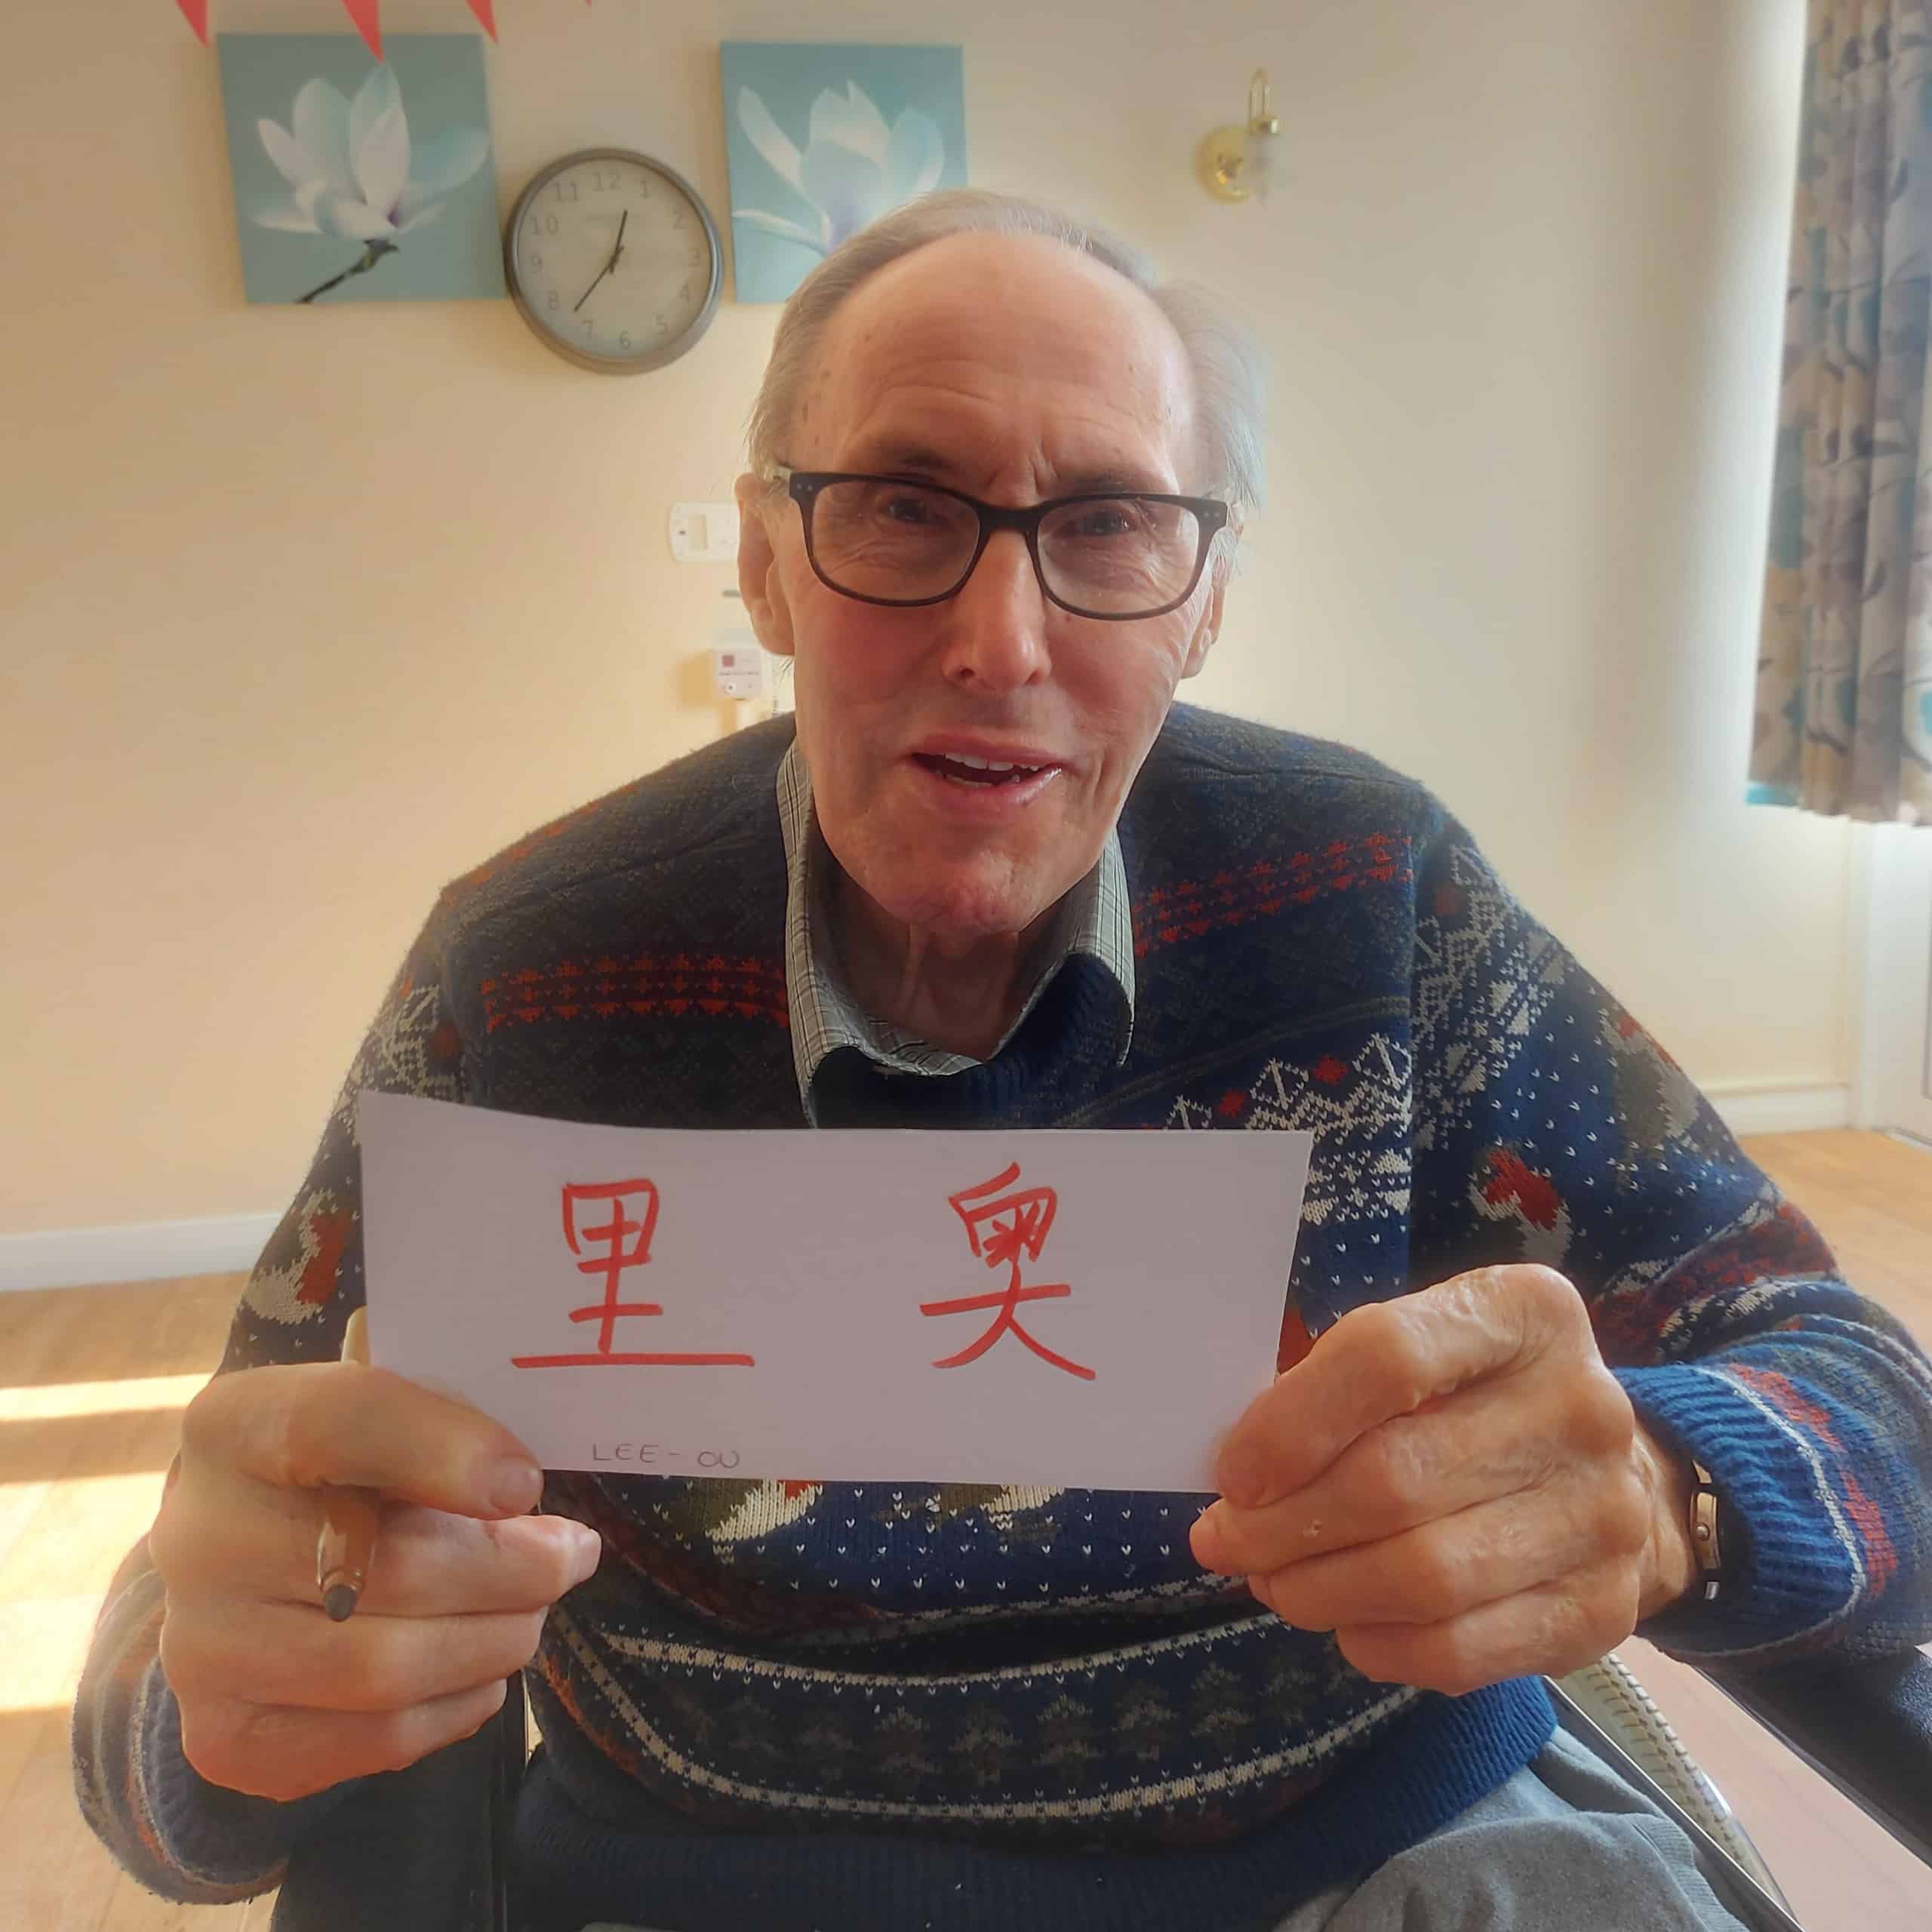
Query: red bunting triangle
340 0 383 60
172 0 593 53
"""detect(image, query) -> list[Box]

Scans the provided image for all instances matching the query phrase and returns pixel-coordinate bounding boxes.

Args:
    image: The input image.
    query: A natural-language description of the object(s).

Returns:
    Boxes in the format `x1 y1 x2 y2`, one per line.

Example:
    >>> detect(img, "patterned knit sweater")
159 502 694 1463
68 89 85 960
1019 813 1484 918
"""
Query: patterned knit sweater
74 707 1932 1931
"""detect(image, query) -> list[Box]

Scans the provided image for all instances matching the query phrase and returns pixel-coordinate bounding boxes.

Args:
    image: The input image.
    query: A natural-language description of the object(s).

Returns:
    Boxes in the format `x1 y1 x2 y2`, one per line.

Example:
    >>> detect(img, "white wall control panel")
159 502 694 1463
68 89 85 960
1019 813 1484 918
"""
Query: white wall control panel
669 501 740 563
712 638 766 701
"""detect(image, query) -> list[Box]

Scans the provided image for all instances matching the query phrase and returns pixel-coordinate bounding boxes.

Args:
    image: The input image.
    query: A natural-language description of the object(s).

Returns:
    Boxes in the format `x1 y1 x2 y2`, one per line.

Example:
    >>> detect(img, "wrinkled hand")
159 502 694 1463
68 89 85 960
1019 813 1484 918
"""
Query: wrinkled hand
152 1335 599 1802
1190 1265 1697 1695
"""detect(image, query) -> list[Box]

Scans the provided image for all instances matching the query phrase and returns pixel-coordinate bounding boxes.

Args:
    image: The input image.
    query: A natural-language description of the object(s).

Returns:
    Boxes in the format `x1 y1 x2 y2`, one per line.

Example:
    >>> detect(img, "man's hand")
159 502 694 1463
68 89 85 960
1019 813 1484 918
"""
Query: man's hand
1189 1265 1698 1695
151 1354 601 1802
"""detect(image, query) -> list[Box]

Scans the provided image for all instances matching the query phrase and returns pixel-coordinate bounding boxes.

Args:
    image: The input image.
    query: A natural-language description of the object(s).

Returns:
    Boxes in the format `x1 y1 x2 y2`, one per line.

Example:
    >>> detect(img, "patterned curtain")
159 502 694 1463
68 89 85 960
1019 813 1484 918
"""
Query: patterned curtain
1753 0 1932 822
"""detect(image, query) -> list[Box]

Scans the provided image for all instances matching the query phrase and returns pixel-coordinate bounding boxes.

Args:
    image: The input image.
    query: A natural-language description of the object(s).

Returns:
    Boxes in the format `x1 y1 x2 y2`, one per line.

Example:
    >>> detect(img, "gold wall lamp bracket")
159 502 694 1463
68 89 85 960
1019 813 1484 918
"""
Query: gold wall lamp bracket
1198 68 1281 204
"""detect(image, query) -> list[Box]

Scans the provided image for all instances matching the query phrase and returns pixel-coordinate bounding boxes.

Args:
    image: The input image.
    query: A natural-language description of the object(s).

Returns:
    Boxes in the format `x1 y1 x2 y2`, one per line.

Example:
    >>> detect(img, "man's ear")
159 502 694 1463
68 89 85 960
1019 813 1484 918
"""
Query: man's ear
1180 555 1229 680
734 472 796 658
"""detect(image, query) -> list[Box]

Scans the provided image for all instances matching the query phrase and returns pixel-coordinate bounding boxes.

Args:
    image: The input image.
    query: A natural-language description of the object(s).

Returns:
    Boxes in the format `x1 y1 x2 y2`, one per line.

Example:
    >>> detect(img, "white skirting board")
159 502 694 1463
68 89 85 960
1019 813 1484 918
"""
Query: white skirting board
0 1213 279 1294
1702 1082 1853 1139
0 1081 1852 1294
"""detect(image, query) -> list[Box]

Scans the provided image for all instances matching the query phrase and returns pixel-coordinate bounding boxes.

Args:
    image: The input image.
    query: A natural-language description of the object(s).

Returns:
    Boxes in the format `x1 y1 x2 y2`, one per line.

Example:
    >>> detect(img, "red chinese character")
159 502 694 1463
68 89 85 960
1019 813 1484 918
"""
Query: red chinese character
511 1179 755 1369
919 1162 1096 1380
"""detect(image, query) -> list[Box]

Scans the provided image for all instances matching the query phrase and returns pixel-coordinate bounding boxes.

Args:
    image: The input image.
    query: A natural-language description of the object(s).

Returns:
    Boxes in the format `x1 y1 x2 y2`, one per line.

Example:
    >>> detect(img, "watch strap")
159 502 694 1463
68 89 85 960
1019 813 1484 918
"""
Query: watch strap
1690 1458 1724 1602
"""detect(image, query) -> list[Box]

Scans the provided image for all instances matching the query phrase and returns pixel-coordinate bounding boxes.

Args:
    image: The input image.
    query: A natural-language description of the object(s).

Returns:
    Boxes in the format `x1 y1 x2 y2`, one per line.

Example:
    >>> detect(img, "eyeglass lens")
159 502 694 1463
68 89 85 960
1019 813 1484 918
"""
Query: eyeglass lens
806 479 1204 616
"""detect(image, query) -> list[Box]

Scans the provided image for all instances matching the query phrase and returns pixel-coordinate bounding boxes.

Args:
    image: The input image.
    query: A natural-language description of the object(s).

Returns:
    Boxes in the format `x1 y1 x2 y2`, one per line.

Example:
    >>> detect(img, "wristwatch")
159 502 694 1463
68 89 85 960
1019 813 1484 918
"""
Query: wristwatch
1689 1459 1724 1603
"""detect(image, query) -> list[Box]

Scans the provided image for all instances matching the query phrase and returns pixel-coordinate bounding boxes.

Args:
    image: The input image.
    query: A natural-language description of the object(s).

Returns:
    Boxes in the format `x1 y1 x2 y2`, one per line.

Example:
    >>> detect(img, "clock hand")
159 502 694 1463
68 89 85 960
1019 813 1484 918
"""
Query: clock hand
572 262 611 312
573 208 630 314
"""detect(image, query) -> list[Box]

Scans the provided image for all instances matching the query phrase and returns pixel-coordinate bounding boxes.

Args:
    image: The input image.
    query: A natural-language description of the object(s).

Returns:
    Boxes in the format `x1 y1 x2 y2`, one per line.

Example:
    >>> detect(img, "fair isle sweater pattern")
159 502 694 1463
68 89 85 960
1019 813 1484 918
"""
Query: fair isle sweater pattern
72 707 1932 1903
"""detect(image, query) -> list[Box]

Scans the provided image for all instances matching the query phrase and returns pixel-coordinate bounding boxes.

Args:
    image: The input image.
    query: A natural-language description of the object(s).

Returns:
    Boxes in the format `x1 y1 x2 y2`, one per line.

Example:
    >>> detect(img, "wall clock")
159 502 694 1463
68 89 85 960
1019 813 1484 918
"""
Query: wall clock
505 149 721 374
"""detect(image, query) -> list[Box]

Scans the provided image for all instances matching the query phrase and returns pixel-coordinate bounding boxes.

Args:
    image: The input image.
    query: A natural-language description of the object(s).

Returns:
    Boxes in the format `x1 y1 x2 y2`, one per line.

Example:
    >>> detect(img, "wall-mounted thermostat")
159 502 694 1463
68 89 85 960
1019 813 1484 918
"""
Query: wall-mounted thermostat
669 501 740 563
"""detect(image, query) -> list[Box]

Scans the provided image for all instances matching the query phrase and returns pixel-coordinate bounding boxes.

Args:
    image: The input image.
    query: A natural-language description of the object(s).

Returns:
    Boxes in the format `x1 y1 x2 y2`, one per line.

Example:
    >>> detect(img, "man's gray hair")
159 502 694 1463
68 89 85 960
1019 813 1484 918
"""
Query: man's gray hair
746 189 1265 515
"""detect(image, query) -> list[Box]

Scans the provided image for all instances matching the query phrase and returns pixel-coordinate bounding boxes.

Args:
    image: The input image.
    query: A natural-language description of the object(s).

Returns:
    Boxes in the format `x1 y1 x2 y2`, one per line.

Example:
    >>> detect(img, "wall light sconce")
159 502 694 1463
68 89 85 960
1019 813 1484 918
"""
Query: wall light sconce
1198 69 1281 203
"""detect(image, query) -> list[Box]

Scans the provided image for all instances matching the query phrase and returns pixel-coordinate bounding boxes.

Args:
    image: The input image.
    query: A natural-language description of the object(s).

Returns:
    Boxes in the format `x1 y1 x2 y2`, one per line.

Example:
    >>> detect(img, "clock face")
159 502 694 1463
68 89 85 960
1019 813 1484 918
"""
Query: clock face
506 151 721 374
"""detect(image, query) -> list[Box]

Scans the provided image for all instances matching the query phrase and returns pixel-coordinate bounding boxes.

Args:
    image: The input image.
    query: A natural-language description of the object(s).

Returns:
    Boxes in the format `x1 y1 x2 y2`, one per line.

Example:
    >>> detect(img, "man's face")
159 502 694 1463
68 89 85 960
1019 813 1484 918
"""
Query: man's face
737 232 1226 945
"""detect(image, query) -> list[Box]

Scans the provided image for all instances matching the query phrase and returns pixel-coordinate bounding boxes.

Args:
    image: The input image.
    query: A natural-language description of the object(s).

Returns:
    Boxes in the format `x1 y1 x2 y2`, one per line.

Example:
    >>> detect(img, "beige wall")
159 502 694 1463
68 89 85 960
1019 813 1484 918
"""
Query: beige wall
2 0 1844 1238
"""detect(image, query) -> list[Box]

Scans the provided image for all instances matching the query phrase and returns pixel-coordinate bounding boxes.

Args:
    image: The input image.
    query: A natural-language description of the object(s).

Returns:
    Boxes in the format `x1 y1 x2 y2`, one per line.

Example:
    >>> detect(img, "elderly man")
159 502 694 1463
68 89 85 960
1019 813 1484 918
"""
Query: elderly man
76 192 1932 1932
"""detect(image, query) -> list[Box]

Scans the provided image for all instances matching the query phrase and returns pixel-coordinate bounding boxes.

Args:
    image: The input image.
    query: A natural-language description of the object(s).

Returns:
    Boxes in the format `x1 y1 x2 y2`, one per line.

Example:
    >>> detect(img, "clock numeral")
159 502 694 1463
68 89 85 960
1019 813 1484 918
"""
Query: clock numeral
638 177 651 197
582 318 595 336
543 214 560 235
678 278 692 303
527 251 543 271
592 168 625 192
671 207 685 229
654 312 666 334
620 331 633 351
553 178 580 204
546 290 559 312
688 248 702 266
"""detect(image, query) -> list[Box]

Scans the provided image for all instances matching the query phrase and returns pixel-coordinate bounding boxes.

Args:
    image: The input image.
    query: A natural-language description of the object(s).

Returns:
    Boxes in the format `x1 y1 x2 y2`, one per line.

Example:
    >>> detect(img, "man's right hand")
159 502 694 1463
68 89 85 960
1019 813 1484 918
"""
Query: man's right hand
151 1350 600 1802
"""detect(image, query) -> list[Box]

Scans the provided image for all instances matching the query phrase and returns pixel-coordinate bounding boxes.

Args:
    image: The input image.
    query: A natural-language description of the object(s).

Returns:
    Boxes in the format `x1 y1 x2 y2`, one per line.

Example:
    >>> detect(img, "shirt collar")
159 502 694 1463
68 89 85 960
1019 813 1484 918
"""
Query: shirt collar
777 740 1134 1118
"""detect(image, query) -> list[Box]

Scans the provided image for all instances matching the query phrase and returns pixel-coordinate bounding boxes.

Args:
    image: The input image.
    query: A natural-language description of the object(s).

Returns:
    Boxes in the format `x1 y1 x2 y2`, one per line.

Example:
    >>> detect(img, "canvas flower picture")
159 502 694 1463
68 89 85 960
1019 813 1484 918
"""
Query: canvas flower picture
721 43 967 303
217 35 504 305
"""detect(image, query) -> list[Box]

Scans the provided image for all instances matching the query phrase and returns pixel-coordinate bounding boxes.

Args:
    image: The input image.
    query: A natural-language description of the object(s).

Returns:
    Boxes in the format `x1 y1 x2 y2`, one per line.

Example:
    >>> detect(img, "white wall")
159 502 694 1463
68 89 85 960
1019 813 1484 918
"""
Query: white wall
1 0 1844 1242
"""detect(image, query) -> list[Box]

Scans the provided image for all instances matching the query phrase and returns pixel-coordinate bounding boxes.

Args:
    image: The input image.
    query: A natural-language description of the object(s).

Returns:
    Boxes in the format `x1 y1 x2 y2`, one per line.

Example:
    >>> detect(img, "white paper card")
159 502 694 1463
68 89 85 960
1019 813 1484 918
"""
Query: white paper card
359 1091 1311 1492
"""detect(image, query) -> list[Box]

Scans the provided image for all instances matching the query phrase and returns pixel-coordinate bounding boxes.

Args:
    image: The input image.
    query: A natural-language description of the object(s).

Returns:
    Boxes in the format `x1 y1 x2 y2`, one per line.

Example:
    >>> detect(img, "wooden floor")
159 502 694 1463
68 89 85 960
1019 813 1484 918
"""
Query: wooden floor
1 1130 1927 1931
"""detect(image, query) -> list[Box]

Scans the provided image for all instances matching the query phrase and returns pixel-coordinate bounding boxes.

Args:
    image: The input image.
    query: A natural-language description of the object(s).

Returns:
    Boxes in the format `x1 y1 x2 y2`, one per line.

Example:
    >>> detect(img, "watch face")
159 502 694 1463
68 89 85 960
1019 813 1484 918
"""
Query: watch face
507 152 720 372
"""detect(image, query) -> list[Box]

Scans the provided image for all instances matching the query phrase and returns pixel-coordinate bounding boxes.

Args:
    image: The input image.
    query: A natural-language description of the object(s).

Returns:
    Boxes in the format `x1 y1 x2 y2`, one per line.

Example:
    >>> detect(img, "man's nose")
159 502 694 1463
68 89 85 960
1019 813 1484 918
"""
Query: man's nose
936 530 1051 692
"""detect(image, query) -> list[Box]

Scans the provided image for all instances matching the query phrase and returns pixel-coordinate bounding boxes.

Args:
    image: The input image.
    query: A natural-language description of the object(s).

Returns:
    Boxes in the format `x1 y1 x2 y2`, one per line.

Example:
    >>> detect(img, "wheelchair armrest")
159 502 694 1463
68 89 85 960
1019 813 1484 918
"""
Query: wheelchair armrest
1695 1647 1932 1870
269 1674 525 1932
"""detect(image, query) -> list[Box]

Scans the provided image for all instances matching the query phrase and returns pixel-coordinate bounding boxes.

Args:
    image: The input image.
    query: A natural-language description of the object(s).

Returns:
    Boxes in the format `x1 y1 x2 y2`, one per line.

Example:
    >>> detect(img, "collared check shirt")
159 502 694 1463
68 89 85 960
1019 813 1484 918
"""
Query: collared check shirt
777 742 1135 1119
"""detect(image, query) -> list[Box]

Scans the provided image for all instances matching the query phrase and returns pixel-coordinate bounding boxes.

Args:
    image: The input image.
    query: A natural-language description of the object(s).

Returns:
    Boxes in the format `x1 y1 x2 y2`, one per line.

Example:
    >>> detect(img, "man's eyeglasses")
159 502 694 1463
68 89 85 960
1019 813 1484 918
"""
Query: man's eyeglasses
766 466 1229 622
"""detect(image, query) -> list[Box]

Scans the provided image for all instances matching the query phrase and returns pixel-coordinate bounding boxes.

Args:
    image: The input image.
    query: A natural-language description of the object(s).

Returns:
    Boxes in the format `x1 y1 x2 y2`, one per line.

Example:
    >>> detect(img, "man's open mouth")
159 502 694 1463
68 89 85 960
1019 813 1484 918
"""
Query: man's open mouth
913 753 1051 787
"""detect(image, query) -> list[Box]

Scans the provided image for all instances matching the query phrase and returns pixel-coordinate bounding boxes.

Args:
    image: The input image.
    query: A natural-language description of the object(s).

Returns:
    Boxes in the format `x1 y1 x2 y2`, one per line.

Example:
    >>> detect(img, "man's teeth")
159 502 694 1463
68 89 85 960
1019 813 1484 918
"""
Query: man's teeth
946 755 1038 773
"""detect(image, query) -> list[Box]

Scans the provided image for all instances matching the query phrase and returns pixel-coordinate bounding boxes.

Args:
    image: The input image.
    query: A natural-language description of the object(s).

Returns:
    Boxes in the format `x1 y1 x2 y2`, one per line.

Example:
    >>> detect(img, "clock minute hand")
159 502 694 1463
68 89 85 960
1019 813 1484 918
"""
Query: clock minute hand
572 263 610 312
573 208 629 314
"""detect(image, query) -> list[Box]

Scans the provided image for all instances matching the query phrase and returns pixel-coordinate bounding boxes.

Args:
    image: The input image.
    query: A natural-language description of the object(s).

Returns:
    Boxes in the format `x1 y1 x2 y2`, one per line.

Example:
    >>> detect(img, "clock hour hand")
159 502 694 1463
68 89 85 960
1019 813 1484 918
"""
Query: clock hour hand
573 208 629 314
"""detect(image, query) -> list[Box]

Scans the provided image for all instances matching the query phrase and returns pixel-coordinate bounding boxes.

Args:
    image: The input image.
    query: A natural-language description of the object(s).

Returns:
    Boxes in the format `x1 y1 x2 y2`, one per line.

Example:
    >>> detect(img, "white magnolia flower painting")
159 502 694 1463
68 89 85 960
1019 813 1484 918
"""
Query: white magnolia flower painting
721 43 967 303
217 35 504 306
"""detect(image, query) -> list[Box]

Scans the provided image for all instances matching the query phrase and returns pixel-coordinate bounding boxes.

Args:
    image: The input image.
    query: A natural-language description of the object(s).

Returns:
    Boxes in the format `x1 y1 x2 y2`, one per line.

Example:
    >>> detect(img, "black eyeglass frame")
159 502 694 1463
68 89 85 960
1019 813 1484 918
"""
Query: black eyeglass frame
768 465 1230 622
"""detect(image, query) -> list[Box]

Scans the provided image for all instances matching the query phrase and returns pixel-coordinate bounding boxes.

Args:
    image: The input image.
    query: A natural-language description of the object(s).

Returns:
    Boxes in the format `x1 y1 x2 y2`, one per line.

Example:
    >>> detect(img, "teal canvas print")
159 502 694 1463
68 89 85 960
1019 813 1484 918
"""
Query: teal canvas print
721 42 967 304
217 34 504 305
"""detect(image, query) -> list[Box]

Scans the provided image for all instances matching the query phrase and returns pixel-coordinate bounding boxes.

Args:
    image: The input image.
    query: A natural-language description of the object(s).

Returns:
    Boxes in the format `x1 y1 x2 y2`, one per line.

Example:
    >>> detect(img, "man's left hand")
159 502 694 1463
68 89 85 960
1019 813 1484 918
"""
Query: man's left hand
1189 1265 1699 1695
